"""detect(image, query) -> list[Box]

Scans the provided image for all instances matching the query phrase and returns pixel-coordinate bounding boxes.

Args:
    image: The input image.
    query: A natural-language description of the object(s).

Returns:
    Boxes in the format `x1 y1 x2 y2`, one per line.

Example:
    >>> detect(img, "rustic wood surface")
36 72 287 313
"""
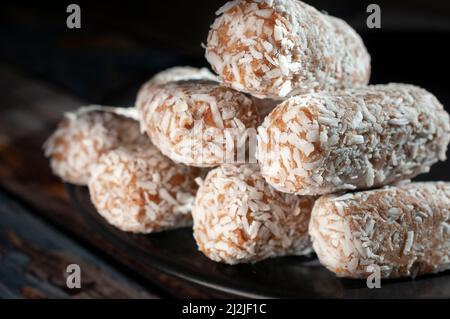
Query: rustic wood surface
0 64 232 298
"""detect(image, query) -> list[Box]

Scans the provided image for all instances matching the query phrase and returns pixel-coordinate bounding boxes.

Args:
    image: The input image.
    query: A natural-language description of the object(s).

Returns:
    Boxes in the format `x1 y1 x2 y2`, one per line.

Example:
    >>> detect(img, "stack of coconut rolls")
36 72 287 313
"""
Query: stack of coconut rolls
44 0 450 280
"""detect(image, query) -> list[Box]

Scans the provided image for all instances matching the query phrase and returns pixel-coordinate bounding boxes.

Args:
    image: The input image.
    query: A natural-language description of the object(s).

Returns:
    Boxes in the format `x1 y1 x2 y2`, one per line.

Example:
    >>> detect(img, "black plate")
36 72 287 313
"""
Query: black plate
68 185 450 298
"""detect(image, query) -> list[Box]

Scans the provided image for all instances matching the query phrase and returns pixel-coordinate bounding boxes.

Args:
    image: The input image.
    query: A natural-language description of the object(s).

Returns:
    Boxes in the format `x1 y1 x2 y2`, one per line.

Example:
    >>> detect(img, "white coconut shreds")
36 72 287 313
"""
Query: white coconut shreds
309 182 450 279
88 143 203 233
137 80 260 167
192 164 315 264
257 83 450 196
43 106 148 185
205 0 370 99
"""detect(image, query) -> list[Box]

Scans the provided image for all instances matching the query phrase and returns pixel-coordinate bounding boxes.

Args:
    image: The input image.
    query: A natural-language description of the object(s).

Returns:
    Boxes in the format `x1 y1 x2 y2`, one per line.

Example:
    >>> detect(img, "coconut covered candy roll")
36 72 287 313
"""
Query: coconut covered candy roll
192 164 314 264
136 65 278 120
44 106 147 185
137 80 260 167
88 143 202 233
205 0 370 99
309 182 450 279
257 83 450 196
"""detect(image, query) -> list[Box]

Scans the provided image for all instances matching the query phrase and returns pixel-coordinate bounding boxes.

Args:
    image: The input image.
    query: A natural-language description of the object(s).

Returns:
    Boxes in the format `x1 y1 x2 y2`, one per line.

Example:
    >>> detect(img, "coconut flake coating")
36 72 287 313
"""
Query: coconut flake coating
136 66 220 112
205 0 370 99
138 80 260 167
257 83 450 195
192 164 314 264
44 106 147 185
88 144 201 233
309 182 450 279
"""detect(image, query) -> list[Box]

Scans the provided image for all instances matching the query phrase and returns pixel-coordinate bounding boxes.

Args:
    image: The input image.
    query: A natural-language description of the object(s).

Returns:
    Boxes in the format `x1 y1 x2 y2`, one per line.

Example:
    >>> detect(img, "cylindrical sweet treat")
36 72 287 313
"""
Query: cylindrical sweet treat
309 182 450 279
88 144 201 233
136 66 219 113
257 83 450 195
192 164 314 264
205 0 370 99
43 106 146 185
138 80 260 167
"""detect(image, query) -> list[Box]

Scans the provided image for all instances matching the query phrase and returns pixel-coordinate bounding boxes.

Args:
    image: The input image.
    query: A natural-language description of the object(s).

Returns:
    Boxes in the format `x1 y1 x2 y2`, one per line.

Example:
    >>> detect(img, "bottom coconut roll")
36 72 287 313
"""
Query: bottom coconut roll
88 143 202 233
192 164 315 264
309 182 450 279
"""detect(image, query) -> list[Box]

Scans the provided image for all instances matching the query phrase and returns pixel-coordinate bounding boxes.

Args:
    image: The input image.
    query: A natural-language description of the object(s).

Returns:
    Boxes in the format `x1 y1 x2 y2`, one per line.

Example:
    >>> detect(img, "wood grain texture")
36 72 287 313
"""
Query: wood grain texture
0 191 155 299
0 64 231 298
